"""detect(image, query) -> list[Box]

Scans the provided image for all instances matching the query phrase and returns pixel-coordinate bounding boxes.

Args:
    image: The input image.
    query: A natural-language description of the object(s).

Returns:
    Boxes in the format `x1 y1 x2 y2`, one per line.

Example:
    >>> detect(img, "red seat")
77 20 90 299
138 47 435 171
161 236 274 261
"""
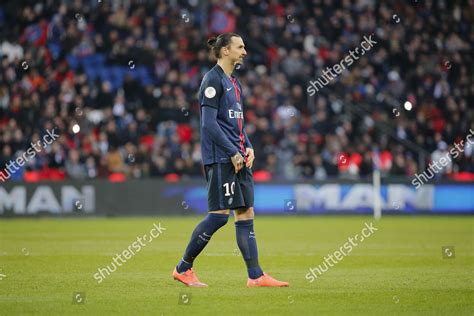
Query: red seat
23 171 41 182
49 168 66 181
253 170 272 182
165 173 179 182
109 173 126 182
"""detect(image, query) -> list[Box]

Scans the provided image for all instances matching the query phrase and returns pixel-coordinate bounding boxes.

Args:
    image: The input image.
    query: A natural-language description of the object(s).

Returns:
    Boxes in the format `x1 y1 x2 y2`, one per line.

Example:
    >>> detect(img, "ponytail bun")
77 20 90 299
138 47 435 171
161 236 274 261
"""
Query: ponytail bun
207 37 217 47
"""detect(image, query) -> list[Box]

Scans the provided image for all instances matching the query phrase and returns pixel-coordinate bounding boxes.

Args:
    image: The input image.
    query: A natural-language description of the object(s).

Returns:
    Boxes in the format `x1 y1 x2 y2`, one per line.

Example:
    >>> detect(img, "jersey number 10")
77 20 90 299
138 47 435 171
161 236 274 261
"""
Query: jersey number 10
223 181 236 196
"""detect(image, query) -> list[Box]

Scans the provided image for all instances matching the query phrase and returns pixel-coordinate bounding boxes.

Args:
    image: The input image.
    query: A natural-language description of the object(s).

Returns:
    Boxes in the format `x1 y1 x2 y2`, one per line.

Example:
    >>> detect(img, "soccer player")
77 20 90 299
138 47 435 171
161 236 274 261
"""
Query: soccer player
172 33 289 288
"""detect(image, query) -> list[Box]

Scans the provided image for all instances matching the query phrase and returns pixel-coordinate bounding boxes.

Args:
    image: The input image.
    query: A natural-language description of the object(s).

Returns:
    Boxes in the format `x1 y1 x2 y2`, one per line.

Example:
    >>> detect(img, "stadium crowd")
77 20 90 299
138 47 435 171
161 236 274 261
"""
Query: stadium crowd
0 0 472 181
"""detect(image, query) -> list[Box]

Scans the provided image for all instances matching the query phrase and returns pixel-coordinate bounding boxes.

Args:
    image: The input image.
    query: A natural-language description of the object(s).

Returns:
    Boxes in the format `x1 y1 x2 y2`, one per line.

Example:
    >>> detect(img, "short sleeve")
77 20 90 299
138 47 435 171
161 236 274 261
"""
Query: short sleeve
199 75 222 109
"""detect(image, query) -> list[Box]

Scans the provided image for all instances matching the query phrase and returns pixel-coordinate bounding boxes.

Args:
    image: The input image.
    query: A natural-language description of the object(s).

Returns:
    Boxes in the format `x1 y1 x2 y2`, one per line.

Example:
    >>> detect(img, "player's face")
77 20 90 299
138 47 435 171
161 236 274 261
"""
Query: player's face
223 36 247 66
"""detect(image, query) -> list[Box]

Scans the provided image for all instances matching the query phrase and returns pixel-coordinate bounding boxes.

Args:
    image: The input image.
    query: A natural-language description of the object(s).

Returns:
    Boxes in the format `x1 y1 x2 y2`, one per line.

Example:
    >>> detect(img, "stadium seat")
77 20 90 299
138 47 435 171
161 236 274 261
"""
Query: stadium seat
23 171 41 182
165 173 179 182
84 66 99 81
253 170 272 182
66 54 80 70
109 173 126 182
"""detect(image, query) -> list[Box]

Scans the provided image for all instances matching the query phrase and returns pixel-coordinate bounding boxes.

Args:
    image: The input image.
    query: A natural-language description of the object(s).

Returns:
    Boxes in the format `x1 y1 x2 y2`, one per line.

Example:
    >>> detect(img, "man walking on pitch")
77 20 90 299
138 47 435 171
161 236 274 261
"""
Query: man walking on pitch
172 33 289 288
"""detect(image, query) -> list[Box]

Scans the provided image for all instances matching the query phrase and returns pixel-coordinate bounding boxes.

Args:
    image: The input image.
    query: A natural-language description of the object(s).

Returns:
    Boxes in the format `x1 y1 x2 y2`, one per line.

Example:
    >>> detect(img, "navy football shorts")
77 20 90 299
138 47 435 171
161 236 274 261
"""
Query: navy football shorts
204 163 254 211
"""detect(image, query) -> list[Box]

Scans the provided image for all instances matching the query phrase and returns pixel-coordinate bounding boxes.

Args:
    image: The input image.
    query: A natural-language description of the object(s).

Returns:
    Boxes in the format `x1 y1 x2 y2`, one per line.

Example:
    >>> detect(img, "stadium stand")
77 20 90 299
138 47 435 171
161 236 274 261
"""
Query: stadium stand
0 0 472 182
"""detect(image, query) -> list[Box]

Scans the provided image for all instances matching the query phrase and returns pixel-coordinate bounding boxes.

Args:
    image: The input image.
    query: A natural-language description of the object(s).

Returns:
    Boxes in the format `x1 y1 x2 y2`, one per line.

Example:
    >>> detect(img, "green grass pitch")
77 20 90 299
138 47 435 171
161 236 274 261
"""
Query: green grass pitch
0 216 472 315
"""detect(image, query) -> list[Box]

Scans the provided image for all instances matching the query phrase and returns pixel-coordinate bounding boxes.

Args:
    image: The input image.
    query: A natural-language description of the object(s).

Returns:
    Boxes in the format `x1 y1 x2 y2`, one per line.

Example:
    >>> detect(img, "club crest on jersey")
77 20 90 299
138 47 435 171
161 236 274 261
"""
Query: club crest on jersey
236 102 242 110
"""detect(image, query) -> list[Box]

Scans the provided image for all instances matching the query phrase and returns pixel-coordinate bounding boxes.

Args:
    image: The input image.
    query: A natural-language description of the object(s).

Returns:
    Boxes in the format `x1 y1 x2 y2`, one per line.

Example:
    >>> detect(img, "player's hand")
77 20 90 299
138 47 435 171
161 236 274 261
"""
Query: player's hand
231 152 244 173
245 147 255 168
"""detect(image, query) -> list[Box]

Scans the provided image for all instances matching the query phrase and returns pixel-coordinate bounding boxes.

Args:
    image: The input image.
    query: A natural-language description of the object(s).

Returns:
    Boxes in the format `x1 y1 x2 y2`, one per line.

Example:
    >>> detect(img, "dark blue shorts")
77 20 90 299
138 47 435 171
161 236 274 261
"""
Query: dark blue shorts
204 163 254 211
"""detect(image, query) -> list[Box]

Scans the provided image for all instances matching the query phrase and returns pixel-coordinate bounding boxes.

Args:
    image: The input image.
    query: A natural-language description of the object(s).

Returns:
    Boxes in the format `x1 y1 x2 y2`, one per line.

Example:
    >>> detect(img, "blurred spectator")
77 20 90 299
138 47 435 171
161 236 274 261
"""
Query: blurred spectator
65 149 86 179
0 0 472 182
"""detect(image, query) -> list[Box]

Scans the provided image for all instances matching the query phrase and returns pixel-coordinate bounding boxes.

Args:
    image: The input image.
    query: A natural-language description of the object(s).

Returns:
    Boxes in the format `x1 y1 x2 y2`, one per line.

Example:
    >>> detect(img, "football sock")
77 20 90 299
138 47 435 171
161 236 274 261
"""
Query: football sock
235 219 264 279
176 213 229 273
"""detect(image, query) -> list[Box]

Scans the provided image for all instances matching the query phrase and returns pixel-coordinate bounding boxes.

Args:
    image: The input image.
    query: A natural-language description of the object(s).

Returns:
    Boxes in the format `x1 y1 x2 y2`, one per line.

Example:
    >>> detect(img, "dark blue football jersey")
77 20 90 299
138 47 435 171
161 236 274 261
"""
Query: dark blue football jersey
198 64 251 165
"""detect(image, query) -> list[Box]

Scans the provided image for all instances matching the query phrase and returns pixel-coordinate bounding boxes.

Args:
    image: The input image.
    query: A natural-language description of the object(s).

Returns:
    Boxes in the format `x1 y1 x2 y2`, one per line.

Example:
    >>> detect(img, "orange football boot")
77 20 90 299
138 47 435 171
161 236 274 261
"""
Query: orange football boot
247 272 289 287
173 267 208 287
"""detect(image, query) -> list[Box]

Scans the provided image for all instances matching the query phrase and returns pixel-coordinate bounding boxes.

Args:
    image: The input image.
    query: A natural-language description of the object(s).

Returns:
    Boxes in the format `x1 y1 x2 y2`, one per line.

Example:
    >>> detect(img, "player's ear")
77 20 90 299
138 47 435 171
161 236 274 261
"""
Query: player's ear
223 45 230 56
